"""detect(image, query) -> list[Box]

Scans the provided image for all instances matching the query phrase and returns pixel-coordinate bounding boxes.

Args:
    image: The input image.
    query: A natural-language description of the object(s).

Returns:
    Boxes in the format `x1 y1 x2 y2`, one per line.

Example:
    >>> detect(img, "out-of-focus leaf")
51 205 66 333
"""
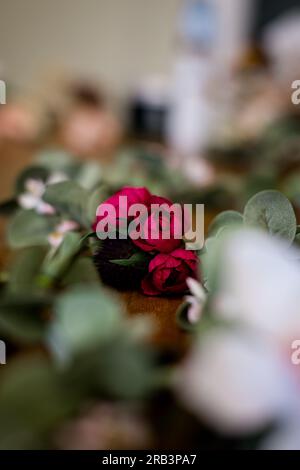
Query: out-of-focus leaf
244 190 297 242
66 335 156 399
48 285 123 361
62 256 100 287
208 210 243 237
7 210 58 248
43 181 89 226
7 246 47 294
0 293 51 343
110 252 149 267
200 229 230 293
0 355 76 449
41 232 82 285
74 161 102 190
243 173 278 204
282 173 300 204
86 185 109 226
15 166 50 195
34 149 73 172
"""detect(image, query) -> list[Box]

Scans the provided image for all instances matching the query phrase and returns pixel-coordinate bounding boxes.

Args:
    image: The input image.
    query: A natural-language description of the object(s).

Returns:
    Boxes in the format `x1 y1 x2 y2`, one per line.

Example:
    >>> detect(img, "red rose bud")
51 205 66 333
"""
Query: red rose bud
92 186 151 233
131 195 183 253
93 187 186 253
141 248 198 296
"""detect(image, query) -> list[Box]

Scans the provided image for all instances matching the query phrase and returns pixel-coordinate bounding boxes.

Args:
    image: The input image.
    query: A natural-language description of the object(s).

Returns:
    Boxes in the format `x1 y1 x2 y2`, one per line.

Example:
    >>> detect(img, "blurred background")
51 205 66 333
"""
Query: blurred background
1 0 300 451
0 0 300 204
0 0 299 143
0 0 299 144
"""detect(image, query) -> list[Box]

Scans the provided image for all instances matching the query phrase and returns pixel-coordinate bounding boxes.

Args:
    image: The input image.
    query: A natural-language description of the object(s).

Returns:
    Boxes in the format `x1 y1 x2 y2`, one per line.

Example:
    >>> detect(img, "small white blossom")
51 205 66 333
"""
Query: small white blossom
18 178 55 214
48 220 79 248
184 277 206 324
17 172 68 215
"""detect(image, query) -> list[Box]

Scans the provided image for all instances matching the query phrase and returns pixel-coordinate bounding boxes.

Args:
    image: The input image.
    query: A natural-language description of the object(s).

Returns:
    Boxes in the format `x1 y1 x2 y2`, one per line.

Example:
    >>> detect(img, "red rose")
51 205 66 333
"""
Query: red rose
92 186 151 231
93 187 184 253
141 248 198 296
131 195 183 253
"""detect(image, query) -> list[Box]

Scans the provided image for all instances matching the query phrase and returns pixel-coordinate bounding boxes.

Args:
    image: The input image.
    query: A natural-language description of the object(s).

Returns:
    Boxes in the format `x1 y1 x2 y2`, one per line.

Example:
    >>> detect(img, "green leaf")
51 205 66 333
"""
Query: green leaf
48 285 123 360
62 257 100 287
42 181 89 227
74 161 102 190
66 335 156 399
15 166 49 195
79 231 96 248
294 233 300 247
0 293 50 343
0 356 76 449
200 236 220 292
86 185 109 226
7 246 47 295
110 252 149 267
34 149 73 172
40 232 82 285
243 173 278 202
7 210 58 249
243 190 297 242
282 173 300 203
208 210 243 237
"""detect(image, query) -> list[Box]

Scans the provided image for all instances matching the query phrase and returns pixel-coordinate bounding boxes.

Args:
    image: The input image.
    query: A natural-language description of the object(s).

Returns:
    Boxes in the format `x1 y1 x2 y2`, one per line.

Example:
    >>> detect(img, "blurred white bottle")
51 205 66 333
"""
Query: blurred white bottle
167 0 253 177
167 0 217 161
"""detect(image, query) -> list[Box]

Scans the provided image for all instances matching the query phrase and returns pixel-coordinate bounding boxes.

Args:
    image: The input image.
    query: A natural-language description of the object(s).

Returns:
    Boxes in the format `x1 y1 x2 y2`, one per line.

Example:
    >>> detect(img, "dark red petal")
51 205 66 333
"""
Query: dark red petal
141 275 161 296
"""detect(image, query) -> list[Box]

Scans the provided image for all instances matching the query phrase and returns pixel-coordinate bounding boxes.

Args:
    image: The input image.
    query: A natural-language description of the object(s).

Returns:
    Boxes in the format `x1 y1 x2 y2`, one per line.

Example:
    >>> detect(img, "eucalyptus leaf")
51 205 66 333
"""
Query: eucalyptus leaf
15 166 49 195
7 246 47 294
282 173 300 204
7 210 58 249
34 149 73 172
48 285 123 360
200 236 220 292
66 335 155 399
0 293 50 343
0 356 76 449
208 210 243 237
41 232 82 285
42 181 89 227
244 190 297 242
74 161 102 190
62 257 100 287
86 185 109 226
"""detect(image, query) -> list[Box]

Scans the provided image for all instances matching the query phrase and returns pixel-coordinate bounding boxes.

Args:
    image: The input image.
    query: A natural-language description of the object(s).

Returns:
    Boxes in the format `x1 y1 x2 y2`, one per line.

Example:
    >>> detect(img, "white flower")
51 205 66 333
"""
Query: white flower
18 178 55 214
177 328 299 435
17 172 68 215
48 220 79 248
176 229 300 448
214 230 300 344
184 277 206 324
